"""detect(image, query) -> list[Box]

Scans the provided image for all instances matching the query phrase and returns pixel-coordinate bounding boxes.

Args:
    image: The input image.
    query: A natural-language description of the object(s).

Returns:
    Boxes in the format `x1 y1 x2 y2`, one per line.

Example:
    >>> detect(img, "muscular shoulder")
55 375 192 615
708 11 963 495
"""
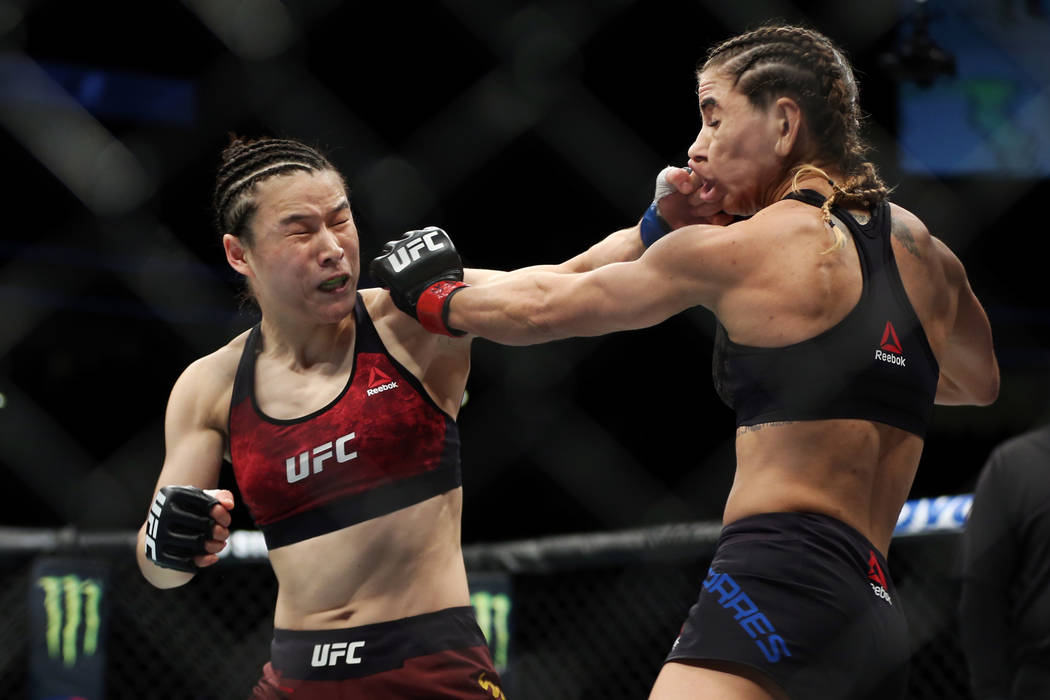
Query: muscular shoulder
168 331 246 432
887 203 935 261
358 287 471 412
359 286 469 348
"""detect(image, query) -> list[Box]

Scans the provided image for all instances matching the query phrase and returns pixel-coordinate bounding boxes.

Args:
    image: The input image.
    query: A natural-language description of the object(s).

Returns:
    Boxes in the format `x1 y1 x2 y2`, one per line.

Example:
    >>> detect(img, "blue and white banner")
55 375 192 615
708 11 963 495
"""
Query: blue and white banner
894 494 974 536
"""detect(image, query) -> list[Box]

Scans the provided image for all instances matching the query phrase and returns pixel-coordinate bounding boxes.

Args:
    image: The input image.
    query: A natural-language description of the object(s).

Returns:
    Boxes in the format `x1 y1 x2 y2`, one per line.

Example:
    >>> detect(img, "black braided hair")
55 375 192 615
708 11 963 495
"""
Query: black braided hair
212 135 343 246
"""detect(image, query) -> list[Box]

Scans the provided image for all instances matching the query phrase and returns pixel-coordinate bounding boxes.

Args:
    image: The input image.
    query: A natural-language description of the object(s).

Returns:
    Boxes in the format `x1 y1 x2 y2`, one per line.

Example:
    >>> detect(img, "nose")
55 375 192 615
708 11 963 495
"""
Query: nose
687 129 708 169
317 226 345 265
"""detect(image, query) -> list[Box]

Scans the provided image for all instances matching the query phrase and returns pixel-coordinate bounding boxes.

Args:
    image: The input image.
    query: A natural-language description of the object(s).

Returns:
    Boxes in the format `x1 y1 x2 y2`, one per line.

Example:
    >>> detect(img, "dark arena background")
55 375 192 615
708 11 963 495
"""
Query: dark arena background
1 1 1048 698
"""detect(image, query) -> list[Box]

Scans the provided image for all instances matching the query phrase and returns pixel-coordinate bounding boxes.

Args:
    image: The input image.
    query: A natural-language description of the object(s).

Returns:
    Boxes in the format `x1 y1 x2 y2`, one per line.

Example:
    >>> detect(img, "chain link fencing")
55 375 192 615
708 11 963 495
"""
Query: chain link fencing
0 501 977 700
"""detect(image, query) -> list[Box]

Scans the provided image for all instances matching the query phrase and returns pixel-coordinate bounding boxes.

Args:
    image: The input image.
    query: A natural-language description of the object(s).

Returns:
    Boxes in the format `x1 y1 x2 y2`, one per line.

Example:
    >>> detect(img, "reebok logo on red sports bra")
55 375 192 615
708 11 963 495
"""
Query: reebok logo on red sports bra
874 321 906 367
366 367 399 397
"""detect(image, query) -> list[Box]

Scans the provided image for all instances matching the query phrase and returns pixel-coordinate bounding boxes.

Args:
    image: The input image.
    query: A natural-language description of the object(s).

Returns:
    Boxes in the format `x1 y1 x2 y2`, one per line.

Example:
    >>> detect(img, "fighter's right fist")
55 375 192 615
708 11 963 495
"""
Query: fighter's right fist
369 227 469 336
144 485 222 572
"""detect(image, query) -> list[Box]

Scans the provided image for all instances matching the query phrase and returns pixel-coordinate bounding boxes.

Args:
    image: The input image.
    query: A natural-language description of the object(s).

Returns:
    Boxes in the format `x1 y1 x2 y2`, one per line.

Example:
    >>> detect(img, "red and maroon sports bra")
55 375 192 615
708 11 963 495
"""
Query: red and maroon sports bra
228 294 462 549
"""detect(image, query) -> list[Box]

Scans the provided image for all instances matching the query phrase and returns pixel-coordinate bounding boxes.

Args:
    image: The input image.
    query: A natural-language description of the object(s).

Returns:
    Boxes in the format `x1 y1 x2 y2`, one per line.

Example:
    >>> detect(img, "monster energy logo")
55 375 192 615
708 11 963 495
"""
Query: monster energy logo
37 575 103 667
470 590 511 670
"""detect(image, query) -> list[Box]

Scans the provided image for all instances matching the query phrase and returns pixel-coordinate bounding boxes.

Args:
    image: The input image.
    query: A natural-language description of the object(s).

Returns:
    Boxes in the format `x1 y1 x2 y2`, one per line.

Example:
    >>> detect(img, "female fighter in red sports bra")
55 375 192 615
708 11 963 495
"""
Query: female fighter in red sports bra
134 135 507 699
134 135 722 699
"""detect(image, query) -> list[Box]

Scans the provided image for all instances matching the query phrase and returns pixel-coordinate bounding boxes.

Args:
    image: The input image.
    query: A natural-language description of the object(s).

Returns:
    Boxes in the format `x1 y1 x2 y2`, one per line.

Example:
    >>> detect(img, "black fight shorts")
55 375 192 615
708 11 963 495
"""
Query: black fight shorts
665 512 910 700
250 606 505 699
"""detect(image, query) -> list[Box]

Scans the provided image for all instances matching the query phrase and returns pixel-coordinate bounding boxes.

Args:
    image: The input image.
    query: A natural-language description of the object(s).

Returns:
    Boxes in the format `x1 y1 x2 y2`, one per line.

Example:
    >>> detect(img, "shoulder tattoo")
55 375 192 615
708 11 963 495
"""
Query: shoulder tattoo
890 218 922 260
736 421 798 435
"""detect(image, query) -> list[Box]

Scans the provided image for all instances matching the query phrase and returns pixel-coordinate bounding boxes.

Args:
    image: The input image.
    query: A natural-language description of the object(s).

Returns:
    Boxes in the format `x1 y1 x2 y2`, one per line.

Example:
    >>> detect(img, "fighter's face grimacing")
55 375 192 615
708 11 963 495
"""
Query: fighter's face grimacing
687 70 799 217
224 168 360 325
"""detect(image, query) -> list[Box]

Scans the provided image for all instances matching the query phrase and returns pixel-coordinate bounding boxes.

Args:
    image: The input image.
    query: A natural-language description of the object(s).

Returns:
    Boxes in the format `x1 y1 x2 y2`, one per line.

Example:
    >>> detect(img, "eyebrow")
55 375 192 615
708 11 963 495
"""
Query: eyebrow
278 199 350 226
700 96 718 112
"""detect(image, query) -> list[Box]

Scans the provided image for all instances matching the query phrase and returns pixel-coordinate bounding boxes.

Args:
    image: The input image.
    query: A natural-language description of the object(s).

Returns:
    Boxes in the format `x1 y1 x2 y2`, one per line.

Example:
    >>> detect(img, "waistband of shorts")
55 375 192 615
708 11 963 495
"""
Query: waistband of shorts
720 511 889 567
271 606 486 680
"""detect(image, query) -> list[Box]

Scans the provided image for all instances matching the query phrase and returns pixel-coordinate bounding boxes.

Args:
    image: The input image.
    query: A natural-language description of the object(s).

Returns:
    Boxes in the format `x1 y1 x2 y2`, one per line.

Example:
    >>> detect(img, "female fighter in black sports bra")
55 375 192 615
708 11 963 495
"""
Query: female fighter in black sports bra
372 23 999 700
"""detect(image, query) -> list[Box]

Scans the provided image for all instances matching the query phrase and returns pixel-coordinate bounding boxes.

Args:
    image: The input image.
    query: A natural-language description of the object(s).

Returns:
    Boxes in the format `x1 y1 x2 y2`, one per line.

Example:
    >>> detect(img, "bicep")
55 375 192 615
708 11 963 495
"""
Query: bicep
933 240 999 405
152 366 226 492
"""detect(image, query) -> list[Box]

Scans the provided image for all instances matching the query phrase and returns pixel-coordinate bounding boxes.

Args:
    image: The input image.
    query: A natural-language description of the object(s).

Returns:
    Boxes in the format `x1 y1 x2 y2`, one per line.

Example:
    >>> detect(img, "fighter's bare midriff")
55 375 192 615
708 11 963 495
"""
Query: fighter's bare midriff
725 419 924 554
267 488 469 630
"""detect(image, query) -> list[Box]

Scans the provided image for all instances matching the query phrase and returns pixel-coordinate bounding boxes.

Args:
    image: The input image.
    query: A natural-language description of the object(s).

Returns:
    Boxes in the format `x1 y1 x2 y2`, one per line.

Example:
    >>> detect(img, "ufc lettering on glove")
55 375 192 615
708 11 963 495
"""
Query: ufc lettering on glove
386 229 449 272
369 226 469 336
144 485 219 572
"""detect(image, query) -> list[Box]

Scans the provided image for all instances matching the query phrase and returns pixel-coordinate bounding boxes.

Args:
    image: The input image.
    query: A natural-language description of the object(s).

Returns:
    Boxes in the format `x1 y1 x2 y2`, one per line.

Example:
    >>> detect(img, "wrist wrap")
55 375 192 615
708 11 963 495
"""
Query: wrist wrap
416 280 468 336
640 201 672 247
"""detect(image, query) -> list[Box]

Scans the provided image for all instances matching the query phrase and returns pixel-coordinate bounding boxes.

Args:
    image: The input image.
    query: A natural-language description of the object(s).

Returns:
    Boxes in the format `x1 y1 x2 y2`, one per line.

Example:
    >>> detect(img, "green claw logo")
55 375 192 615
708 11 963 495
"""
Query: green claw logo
37 575 103 667
470 590 512 671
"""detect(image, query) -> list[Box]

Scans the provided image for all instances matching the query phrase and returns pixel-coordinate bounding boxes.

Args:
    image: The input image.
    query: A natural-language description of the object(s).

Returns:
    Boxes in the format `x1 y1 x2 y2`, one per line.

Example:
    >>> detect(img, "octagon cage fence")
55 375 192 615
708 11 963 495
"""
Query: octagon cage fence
1 494 976 699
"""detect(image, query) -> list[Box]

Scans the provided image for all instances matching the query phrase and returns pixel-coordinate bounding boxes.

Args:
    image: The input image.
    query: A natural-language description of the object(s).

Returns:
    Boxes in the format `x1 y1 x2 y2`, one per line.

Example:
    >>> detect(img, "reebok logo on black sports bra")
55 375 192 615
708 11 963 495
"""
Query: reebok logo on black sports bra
875 321 907 367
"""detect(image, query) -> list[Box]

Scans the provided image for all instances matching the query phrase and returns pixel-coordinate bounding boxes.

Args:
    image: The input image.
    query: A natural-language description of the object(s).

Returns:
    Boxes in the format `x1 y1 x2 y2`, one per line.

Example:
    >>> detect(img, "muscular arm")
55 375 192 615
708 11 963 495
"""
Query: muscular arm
461 225 646 288
464 167 728 279
447 222 739 345
548 225 646 272
136 358 234 589
933 239 999 406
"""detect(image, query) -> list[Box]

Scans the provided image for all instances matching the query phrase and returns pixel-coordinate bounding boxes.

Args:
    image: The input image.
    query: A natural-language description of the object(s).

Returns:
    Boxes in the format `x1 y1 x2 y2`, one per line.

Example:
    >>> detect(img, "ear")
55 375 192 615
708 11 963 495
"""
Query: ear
772 96 803 158
223 233 252 277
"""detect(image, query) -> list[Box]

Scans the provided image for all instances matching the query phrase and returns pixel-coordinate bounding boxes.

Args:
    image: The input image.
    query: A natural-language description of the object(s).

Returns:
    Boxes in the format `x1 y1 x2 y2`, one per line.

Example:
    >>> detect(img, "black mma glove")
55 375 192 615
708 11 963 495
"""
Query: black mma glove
144 485 220 572
369 226 469 336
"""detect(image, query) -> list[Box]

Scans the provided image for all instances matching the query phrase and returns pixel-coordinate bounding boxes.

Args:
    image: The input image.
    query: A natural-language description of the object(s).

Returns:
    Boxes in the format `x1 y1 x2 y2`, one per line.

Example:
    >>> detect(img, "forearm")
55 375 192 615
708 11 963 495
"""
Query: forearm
448 254 684 344
447 270 574 345
552 226 645 273
136 522 195 589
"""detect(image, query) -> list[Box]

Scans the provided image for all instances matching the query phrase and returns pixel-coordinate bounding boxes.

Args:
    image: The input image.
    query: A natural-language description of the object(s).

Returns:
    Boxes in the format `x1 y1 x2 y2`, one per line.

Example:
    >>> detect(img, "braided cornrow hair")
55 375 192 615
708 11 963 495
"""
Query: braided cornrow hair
212 134 343 246
702 24 889 252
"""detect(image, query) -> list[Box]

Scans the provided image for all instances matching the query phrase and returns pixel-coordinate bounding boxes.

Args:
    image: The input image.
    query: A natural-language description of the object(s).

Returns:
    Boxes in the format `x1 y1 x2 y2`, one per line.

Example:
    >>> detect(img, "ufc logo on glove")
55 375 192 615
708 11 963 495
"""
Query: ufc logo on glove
387 229 447 272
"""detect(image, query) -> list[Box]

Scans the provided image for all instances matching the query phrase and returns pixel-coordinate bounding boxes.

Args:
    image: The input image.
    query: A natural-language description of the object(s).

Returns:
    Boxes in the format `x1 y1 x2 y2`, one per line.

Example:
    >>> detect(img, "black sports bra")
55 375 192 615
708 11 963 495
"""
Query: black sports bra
712 190 939 437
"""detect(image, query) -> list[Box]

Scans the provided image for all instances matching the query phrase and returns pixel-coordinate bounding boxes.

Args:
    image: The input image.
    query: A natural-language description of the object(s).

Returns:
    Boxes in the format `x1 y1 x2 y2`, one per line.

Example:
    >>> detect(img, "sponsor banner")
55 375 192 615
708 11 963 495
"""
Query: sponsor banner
894 494 973 535
469 571 513 691
29 557 109 700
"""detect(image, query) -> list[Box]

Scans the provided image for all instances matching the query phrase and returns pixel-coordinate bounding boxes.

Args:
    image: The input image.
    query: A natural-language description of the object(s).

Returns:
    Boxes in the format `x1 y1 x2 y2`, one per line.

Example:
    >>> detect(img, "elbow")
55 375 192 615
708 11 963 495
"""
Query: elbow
975 366 1000 406
970 354 1001 406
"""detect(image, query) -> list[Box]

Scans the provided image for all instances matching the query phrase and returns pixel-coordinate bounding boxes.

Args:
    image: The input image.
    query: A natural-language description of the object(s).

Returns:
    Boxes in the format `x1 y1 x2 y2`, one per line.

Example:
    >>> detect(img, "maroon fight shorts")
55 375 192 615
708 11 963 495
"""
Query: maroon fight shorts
250 606 506 699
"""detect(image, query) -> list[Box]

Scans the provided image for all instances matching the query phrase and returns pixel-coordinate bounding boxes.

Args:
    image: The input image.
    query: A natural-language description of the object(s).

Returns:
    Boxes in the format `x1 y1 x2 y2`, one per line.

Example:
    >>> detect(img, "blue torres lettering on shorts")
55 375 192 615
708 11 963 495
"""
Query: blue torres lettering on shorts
703 568 792 663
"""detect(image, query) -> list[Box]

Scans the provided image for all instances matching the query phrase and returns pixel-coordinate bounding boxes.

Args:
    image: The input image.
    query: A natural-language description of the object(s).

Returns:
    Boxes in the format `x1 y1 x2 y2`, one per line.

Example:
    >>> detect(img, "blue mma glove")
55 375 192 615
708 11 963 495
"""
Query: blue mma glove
639 166 682 247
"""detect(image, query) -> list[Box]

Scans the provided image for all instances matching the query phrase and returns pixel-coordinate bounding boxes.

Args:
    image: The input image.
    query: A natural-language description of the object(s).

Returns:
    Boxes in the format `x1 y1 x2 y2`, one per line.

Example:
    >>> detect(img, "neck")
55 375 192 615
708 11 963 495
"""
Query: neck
770 167 847 204
258 306 357 370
